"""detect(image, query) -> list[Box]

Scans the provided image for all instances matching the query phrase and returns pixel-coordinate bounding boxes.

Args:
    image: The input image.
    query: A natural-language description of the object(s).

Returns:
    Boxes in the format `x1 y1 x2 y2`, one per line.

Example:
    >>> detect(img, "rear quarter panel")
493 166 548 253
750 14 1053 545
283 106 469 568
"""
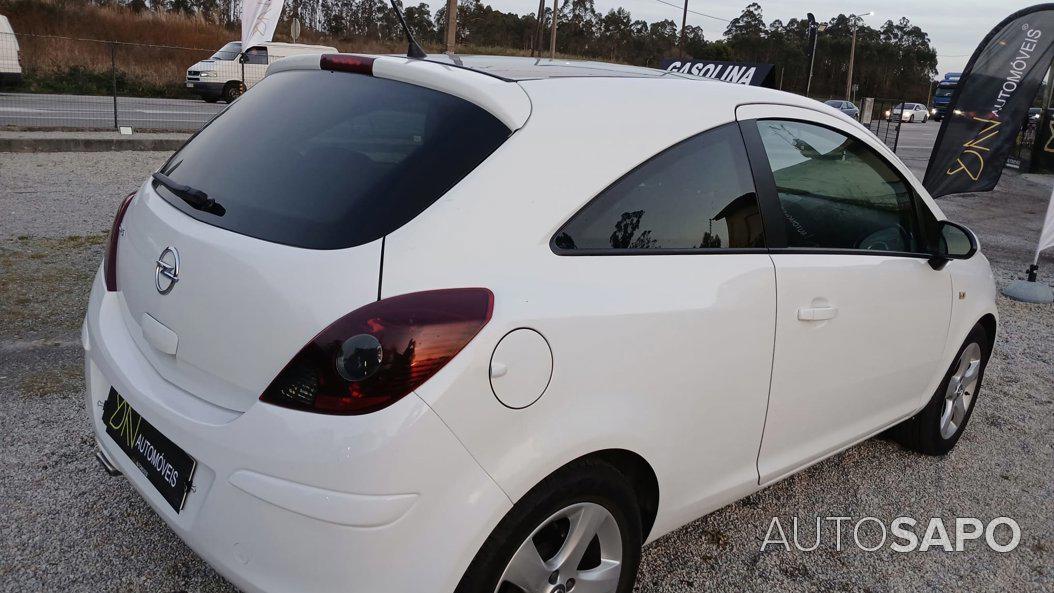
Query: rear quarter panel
382 77 779 541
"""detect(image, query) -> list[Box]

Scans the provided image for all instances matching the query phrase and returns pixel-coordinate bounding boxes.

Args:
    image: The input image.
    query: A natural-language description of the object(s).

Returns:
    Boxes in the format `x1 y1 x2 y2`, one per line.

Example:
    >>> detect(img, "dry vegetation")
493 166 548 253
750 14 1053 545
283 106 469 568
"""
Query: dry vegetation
0 234 106 341
0 0 546 97
2 0 363 95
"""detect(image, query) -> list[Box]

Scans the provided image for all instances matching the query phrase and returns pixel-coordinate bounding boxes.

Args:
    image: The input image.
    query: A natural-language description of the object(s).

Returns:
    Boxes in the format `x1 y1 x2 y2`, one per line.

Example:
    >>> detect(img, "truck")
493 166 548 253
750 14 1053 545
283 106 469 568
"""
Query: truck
931 72 961 121
185 41 336 103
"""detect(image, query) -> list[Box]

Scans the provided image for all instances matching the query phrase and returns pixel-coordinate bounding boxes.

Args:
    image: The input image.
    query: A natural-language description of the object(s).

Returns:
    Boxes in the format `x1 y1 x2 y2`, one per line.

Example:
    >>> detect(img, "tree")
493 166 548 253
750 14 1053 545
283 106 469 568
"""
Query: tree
724 2 765 40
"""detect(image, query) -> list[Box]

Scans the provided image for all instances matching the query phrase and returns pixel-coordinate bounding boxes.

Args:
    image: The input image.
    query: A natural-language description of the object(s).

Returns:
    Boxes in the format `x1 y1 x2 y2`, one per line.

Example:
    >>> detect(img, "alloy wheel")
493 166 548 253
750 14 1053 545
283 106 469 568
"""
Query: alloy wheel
940 342 982 439
496 502 623 593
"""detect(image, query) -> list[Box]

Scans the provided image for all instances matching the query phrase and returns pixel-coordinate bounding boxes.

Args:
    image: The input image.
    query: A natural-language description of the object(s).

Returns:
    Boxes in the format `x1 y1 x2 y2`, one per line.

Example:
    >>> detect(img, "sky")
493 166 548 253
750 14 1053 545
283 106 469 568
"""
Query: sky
422 0 1044 76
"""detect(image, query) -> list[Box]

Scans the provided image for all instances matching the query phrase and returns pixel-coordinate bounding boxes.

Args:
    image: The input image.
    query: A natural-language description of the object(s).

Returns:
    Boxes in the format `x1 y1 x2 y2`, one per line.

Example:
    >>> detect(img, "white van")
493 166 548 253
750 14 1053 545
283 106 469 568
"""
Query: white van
185 41 336 103
0 15 23 87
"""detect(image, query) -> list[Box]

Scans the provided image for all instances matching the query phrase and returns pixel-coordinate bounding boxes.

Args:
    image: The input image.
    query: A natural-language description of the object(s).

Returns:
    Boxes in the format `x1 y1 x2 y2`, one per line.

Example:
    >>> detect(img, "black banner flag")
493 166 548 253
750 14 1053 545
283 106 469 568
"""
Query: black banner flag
924 4 1054 197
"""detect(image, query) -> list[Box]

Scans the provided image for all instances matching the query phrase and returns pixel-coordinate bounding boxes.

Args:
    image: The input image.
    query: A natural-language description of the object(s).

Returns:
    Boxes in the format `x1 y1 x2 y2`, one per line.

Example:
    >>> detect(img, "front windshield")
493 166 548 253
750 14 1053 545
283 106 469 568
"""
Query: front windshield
935 87 954 98
211 42 242 61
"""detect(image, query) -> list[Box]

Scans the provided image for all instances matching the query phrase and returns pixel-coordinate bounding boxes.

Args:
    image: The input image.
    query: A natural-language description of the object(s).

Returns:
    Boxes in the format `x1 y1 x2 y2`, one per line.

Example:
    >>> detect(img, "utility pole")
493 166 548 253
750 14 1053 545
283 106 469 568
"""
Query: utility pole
679 0 689 59
549 0 558 58
445 0 457 54
845 27 857 100
806 28 820 96
533 0 545 57
805 14 826 98
845 12 872 101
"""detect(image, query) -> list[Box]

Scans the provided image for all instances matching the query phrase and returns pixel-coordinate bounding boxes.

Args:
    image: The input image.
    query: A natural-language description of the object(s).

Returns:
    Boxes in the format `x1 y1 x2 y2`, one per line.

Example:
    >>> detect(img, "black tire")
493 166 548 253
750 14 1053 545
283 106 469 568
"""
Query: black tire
455 458 642 593
221 81 244 103
892 324 989 455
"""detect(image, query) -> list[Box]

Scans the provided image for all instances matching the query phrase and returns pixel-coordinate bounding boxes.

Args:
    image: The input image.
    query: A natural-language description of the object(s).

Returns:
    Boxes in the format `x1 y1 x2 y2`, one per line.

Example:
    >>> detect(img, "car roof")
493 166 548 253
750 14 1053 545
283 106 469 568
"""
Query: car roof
269 53 860 132
416 55 697 82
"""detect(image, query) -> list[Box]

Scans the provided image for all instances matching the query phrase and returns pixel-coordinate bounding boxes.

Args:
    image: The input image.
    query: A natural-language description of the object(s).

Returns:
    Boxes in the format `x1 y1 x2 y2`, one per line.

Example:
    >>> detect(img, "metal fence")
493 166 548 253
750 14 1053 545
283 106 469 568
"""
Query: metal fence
0 33 278 131
859 98 906 152
3 32 918 145
1007 112 1042 170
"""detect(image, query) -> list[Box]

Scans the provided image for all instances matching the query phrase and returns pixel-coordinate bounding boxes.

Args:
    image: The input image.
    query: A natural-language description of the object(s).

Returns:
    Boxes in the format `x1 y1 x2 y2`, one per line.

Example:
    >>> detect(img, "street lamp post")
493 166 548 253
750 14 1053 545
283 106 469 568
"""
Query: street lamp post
805 18 826 97
679 0 689 58
845 11 873 100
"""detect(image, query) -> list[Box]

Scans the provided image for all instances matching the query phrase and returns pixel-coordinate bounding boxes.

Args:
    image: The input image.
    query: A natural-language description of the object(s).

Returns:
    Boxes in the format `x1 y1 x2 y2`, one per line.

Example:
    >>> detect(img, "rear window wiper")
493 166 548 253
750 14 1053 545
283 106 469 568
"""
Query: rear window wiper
152 172 225 215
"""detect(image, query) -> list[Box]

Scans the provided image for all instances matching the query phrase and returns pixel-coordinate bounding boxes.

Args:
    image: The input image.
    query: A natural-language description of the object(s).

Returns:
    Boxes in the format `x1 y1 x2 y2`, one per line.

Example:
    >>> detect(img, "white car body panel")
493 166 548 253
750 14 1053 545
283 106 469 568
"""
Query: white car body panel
114 180 382 412
384 77 785 540
85 271 511 593
83 56 999 592
757 253 952 482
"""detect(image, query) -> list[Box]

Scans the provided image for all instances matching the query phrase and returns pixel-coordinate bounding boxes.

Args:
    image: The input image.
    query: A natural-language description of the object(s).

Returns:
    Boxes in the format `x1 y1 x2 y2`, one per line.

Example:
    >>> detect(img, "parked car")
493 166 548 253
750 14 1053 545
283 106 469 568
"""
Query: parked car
1027 107 1054 122
886 102 930 123
0 15 22 87
87 54 997 593
824 99 860 118
185 41 336 103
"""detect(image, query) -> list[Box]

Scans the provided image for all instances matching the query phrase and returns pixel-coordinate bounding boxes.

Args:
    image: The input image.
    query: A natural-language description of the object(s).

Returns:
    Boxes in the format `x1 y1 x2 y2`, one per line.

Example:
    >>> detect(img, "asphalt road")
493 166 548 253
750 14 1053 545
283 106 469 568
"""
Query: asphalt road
0 92 223 131
0 122 1051 593
892 119 942 177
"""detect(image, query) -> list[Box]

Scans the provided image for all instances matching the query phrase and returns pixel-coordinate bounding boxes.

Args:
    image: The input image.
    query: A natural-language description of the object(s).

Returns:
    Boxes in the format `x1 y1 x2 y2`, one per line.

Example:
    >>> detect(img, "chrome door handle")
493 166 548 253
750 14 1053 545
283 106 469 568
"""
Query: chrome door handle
798 306 838 321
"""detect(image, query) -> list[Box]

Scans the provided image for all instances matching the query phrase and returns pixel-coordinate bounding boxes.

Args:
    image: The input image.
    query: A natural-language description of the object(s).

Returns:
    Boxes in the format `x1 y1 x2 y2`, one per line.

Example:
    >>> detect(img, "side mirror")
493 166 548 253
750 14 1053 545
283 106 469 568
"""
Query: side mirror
929 220 978 270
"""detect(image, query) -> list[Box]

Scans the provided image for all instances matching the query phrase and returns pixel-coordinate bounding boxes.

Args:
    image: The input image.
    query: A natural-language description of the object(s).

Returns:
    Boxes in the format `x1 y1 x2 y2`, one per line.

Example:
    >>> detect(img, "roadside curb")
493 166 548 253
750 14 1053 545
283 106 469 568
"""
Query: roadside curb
0 137 186 152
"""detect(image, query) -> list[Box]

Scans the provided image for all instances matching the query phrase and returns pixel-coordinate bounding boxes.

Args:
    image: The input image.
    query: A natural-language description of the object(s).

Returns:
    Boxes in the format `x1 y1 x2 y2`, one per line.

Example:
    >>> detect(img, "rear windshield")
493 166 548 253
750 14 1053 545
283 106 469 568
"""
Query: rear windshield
156 69 510 249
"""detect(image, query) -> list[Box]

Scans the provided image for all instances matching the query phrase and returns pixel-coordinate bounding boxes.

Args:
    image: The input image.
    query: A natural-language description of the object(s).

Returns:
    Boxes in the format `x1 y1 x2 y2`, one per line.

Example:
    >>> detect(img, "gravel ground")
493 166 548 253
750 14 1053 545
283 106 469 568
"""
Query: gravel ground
0 152 168 239
1 127 1051 593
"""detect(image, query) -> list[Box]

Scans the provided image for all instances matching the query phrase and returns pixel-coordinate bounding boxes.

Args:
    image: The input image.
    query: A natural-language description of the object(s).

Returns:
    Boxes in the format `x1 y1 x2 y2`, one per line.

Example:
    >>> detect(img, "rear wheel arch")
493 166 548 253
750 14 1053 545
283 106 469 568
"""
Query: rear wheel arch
536 449 660 541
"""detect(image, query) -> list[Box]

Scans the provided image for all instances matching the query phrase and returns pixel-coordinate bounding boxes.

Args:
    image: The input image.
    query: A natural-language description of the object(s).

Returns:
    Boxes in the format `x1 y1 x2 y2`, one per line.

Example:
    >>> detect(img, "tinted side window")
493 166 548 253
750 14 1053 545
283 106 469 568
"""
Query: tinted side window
756 120 920 252
554 123 764 251
245 46 268 64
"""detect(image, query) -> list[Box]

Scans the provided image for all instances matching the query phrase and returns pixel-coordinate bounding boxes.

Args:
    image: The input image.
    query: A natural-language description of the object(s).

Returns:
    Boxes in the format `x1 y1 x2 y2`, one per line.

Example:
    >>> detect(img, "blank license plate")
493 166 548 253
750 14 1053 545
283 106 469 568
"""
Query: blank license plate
103 388 197 512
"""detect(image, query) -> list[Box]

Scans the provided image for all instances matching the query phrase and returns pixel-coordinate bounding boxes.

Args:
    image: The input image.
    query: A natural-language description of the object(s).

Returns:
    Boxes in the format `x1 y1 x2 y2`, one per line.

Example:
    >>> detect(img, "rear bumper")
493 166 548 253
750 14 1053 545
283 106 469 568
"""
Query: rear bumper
0 71 22 86
83 271 511 593
185 80 224 99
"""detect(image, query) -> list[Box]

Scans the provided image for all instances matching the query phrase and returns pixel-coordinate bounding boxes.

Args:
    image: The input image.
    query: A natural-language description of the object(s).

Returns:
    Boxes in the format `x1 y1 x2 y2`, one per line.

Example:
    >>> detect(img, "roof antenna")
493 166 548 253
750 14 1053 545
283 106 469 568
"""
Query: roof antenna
389 0 427 59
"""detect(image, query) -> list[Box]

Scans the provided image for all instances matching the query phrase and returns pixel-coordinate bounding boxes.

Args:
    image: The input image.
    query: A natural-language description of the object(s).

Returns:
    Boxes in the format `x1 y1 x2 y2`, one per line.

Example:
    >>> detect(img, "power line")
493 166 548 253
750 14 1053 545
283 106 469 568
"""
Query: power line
647 0 732 23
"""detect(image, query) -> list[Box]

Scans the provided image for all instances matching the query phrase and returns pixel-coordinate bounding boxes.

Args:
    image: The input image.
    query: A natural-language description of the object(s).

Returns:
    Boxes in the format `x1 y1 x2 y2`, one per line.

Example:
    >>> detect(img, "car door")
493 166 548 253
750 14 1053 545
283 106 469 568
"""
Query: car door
736 105 953 484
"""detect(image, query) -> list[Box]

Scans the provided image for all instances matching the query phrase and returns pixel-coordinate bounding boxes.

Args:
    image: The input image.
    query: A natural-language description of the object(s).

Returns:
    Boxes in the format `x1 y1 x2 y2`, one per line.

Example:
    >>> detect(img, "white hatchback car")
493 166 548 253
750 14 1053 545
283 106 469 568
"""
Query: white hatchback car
85 54 997 593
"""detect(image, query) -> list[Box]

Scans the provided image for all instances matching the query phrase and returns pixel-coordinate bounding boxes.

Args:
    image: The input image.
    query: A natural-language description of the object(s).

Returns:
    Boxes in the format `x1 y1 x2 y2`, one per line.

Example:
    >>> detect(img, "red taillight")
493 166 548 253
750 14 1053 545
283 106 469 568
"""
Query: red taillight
104 192 135 292
320 54 375 75
261 288 494 415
